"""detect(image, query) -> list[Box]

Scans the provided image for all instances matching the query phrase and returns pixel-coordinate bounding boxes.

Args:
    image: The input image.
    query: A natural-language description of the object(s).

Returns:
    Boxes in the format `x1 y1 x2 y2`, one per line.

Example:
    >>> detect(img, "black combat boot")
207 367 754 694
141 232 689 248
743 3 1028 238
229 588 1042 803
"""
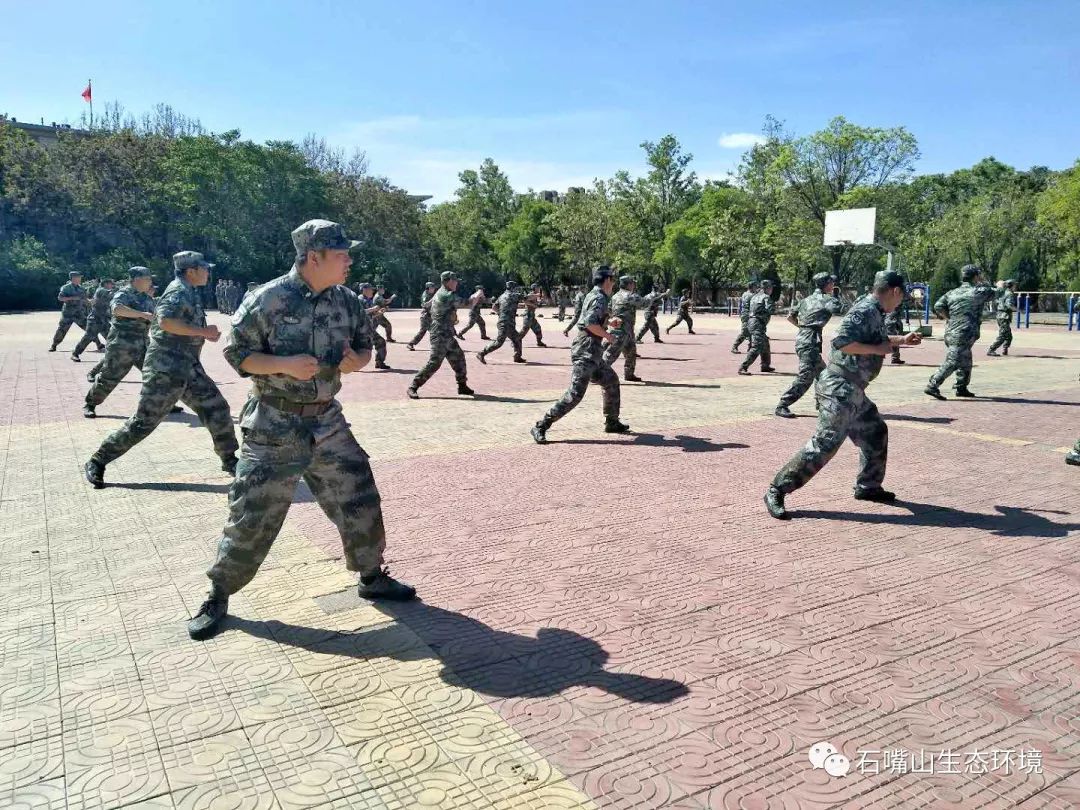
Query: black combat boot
891 357 906 365
406 343 415 351
1066 449 1080 467
406 388 419 400
86 370 96 382
1002 347 1008 356
375 362 390 369
761 365 776 372
83 404 96 419
605 420 630 434
625 374 643 383
513 356 527 363
221 455 238 476
530 425 548 444
71 354 81 363
457 383 475 396
986 349 999 357
775 405 795 418
764 487 789 520
854 487 896 503
738 368 751 376
358 568 416 601
84 459 106 489
955 388 976 398
475 352 486 364
924 386 946 400
188 585 229 640
48 344 57 352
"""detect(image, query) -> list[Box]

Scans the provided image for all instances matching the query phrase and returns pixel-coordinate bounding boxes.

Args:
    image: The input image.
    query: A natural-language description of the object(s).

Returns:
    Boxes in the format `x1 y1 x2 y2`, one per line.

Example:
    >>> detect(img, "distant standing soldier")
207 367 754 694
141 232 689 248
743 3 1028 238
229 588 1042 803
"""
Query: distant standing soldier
373 285 397 341
764 271 923 519
457 286 490 340
604 276 666 382
731 280 760 353
884 294 906 364
775 273 845 417
987 279 1017 356
406 281 437 350
738 279 777 375
186 219 415 641
518 284 547 347
531 266 628 443
230 282 243 313
357 282 391 370
83 268 156 417
925 264 997 400
666 292 696 335
556 285 570 321
636 287 666 344
476 281 530 364
562 286 586 336
408 271 474 399
50 271 100 352
83 251 239 488
71 278 116 362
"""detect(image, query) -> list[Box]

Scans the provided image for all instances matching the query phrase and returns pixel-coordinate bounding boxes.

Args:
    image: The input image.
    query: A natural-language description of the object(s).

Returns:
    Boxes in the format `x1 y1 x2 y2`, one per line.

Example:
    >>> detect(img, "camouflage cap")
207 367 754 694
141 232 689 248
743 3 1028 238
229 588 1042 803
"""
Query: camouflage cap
748 279 760 289
873 270 906 290
69 271 82 279
128 266 151 279
961 264 982 281
359 281 374 290
101 277 116 284
761 278 775 288
1005 278 1017 287
619 274 634 288
812 271 833 290
506 280 518 290
592 265 614 284
440 271 457 282
173 251 214 272
531 283 541 290
290 219 362 259
475 285 484 291
425 281 437 289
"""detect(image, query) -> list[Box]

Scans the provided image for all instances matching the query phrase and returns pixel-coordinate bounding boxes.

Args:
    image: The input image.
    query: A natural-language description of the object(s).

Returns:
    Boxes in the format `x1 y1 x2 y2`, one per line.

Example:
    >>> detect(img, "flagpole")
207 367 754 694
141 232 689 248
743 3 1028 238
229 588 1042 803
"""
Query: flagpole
88 79 93 129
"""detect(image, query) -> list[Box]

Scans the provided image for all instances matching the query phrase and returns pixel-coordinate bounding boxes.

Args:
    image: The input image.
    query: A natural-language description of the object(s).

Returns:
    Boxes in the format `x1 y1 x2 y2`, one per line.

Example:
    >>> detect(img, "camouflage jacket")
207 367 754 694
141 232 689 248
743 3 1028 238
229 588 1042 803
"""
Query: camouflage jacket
739 290 754 322
747 291 775 328
418 288 435 321
225 266 373 405
494 289 525 326
646 293 664 316
609 289 661 331
933 282 996 342
467 292 486 313
58 282 87 316
792 290 845 352
88 285 115 325
996 290 1016 321
109 285 155 340
373 293 390 310
145 277 209 375
823 294 889 391
570 285 610 363
677 295 693 313
428 287 459 339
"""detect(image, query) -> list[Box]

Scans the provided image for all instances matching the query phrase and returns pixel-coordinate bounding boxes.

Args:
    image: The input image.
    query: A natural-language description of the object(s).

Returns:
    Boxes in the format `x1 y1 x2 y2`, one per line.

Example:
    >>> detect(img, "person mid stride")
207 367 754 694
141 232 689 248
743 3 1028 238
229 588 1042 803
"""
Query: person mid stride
187 219 415 641
987 279 1017 356
731 279 759 354
738 278 777 375
925 264 996 400
775 273 845 418
408 271 474 399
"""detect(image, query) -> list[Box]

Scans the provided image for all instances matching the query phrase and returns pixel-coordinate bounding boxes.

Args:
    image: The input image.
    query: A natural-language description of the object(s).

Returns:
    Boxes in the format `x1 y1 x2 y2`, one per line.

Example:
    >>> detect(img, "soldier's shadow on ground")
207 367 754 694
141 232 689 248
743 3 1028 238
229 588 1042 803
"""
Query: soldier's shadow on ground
639 381 727 389
795 501 1078 538
882 413 956 424
636 356 693 362
108 480 232 493
372 368 418 375
229 600 688 704
93 411 203 427
559 433 749 453
980 396 1080 407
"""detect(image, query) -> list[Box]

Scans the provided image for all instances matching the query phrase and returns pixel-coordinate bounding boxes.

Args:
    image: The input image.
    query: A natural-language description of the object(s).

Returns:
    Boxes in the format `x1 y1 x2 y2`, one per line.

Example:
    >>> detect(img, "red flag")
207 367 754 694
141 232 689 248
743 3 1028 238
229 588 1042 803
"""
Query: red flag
81 83 92 103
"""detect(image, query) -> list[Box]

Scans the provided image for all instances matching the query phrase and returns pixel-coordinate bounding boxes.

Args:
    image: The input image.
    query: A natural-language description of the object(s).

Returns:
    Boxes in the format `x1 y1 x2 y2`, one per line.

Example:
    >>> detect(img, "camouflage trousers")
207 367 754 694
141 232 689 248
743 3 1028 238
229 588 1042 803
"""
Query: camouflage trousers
411 334 467 390
375 314 393 341
458 310 488 339
988 318 1012 352
207 406 385 594
518 312 543 344
407 313 431 348
538 355 620 430
479 322 523 360
667 311 693 332
739 326 771 371
777 346 825 408
928 336 974 391
371 330 387 365
91 363 238 466
602 329 637 378
85 336 146 407
773 380 888 495
732 319 750 351
72 318 108 357
51 311 89 348
636 314 661 343
557 303 567 321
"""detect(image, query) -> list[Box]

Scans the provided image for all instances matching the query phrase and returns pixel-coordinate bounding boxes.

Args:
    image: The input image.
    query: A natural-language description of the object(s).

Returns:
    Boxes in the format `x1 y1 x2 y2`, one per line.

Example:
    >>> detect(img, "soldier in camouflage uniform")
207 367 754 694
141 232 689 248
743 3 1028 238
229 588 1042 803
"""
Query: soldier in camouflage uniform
604 276 666 382
83 251 239 488
83 268 157 417
635 287 665 344
987 279 1016 356
457 286 489 339
476 280 530 364
50 271 96 351
562 286 586 337
765 271 924 519
71 278 116 361
186 220 415 641
666 293 696 334
518 284 547 347
738 279 777 374
925 264 997 400
357 282 391 370
1068 439 1079 467
531 266 628 443
731 280 759 353
775 273 845 417
373 285 396 341
408 271 474 399
406 281 437 350
556 285 570 321
883 297 906 364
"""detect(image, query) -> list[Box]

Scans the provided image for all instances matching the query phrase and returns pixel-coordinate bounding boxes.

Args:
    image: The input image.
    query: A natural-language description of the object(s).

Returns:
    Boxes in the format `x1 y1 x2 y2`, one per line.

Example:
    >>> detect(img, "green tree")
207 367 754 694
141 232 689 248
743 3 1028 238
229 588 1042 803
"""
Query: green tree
494 197 562 287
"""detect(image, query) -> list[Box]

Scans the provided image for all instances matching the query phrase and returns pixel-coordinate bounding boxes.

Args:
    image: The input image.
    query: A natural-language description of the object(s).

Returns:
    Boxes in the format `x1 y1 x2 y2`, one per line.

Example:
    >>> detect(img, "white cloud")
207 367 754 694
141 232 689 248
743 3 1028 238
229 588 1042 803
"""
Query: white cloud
717 132 766 149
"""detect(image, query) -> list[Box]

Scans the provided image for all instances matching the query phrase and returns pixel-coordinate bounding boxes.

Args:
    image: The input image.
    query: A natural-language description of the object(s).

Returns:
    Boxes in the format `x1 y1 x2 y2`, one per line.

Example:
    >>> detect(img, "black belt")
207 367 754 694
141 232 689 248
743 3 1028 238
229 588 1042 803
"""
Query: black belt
260 396 333 417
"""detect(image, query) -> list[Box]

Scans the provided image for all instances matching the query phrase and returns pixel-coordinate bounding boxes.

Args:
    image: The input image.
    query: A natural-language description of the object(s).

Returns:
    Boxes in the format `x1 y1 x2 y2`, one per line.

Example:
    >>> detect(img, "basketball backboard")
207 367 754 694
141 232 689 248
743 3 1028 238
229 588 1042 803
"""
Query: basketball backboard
824 208 876 246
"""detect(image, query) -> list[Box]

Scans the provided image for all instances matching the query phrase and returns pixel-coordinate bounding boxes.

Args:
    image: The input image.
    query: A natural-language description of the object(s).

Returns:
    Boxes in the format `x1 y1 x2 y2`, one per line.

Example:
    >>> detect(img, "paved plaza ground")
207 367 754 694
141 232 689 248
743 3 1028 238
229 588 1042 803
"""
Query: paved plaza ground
1 305 1079 809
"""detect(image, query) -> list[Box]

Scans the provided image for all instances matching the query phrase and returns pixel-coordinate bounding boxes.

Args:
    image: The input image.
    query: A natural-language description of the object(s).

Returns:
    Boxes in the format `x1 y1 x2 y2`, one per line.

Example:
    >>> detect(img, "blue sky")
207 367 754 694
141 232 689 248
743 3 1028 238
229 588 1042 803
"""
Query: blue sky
1 0 1077 201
